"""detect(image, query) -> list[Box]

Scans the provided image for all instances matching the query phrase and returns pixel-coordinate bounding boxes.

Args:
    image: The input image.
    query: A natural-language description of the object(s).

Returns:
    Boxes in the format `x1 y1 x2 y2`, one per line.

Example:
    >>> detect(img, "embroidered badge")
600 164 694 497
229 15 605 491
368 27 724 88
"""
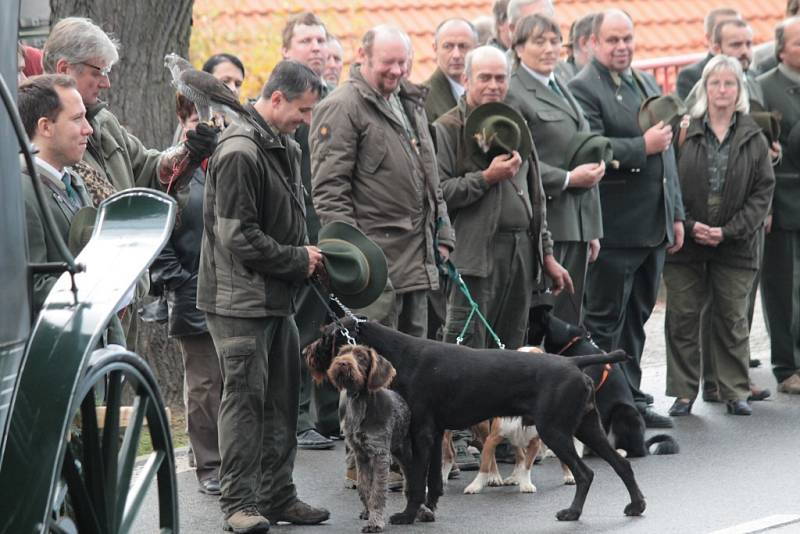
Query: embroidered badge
318 124 331 141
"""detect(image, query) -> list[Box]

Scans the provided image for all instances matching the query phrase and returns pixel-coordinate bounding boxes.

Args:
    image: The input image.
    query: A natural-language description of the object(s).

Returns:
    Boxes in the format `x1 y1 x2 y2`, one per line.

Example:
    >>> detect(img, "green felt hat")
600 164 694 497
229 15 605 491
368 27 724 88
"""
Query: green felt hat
464 102 532 168
317 221 388 309
68 206 98 256
748 100 782 145
638 94 688 133
563 133 614 169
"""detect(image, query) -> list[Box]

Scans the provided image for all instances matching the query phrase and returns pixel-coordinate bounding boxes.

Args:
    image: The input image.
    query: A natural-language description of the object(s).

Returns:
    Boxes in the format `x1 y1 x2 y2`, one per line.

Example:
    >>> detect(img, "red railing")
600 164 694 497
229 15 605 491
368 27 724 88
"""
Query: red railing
633 52 706 94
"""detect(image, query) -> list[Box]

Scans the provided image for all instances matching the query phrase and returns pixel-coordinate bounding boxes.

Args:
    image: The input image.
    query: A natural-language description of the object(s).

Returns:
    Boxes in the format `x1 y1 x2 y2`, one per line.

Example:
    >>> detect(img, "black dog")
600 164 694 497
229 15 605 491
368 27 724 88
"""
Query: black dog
528 305 679 457
305 318 646 524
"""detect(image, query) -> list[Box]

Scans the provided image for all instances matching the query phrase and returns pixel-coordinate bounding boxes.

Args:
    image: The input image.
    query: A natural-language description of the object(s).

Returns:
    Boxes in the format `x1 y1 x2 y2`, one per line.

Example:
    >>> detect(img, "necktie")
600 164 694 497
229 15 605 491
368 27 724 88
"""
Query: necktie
621 73 644 99
62 173 78 203
548 78 565 99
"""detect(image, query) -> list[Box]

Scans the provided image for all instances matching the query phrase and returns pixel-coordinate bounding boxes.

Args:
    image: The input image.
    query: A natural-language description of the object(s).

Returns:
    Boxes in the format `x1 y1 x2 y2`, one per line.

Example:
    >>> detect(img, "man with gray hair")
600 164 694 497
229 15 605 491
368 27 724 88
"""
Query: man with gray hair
507 0 555 36
311 25 454 339
758 16 800 395
676 7 741 99
424 18 479 123
198 60 329 532
43 17 218 348
557 13 597 81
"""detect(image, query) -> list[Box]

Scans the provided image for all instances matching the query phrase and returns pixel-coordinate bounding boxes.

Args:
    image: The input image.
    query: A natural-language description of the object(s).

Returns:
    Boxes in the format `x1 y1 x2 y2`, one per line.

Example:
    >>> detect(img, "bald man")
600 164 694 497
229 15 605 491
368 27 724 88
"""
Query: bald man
425 18 479 122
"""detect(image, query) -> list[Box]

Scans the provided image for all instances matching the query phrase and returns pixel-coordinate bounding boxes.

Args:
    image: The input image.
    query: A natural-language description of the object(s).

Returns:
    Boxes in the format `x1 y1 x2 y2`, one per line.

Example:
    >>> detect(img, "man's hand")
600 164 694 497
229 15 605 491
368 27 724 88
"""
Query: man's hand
589 239 601 263
569 161 606 188
644 121 673 155
667 221 684 254
482 151 522 185
437 244 450 263
692 223 723 247
543 254 574 296
769 141 782 164
765 213 773 234
185 123 219 163
305 245 323 277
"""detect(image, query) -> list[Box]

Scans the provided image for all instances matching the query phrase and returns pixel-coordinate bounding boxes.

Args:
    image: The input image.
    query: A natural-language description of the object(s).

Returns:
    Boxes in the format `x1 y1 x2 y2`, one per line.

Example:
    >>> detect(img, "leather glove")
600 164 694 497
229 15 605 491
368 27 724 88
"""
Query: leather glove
185 123 219 163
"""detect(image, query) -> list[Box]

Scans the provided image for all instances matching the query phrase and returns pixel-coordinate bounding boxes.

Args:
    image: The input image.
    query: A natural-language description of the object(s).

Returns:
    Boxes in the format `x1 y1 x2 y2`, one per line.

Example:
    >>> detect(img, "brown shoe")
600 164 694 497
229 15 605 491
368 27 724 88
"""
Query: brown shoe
778 374 800 394
223 507 270 533
265 499 329 525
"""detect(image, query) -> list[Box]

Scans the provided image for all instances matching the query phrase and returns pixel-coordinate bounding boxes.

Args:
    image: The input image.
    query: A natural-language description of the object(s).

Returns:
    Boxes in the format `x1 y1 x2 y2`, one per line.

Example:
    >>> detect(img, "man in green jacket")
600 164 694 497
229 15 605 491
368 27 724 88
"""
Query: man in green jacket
18 74 93 312
758 16 800 395
311 25 455 339
197 61 329 533
424 18 478 123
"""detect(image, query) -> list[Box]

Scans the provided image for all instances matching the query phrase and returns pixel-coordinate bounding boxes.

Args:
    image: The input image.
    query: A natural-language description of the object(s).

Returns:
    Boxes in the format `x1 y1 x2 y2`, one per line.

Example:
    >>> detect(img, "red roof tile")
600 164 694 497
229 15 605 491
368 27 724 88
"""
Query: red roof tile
192 0 787 99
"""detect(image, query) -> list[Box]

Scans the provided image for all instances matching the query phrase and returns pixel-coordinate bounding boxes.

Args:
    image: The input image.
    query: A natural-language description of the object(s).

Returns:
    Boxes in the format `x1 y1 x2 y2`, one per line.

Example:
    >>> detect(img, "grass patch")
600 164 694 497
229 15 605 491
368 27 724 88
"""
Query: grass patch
136 406 190 457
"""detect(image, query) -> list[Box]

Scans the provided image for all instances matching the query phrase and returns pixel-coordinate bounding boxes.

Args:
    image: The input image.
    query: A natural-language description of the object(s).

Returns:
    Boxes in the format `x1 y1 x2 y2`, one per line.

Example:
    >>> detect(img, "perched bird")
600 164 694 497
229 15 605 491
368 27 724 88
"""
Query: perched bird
164 53 250 128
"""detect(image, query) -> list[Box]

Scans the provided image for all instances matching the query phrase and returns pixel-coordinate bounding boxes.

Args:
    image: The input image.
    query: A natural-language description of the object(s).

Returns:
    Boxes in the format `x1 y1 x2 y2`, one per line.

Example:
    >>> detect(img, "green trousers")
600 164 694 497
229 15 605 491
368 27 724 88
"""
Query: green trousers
443 230 534 350
663 262 754 401
206 312 300 518
761 229 800 382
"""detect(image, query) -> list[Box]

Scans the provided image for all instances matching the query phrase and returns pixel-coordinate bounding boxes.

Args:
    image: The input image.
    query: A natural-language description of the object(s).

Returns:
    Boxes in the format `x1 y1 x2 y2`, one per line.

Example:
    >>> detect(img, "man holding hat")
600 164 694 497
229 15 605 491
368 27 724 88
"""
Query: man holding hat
197 60 329 532
568 10 684 429
434 44 572 349
311 25 455 339
758 16 800 395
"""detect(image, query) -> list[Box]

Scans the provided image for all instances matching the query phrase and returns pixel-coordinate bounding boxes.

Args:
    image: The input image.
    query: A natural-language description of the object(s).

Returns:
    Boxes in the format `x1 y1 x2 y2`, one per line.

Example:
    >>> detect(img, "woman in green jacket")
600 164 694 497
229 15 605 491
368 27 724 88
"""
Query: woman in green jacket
664 55 775 417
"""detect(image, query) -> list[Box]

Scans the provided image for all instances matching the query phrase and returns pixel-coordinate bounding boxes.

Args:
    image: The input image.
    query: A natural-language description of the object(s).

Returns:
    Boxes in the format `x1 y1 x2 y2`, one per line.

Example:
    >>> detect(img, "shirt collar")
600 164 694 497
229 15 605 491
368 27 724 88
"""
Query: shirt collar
35 156 66 185
520 61 554 87
446 75 465 100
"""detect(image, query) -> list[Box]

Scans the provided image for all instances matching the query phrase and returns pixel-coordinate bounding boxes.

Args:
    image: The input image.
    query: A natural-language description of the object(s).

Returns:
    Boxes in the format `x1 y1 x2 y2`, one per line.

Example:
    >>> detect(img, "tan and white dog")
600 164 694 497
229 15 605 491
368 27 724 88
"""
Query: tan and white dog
461 346 582 494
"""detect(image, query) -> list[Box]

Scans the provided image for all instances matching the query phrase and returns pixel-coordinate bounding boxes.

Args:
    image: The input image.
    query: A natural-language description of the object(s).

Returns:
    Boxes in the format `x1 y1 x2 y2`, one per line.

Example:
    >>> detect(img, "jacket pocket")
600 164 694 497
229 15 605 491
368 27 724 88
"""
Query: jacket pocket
360 125 388 174
218 336 258 393
535 109 565 122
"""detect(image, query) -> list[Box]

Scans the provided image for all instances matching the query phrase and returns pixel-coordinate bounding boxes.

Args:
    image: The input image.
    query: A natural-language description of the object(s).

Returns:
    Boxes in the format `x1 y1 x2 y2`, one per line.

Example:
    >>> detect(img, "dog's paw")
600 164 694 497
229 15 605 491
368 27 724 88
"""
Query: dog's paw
389 512 416 525
487 473 504 486
362 524 384 533
519 482 537 493
417 506 435 523
556 507 582 521
502 475 520 486
359 509 369 520
563 474 576 485
463 481 484 494
624 499 646 516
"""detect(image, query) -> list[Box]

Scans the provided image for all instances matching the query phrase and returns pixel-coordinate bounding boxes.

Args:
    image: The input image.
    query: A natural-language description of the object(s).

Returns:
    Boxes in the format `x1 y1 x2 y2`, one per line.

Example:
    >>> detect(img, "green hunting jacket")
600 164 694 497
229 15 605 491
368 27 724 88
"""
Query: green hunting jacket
424 67 459 124
197 106 309 318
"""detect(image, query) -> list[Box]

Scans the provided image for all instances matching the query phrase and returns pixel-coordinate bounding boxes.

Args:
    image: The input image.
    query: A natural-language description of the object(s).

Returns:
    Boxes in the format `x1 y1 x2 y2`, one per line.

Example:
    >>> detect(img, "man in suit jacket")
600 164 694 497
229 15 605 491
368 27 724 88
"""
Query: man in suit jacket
758 16 800 394
676 7 740 99
569 10 685 428
506 13 603 326
424 18 478 123
18 75 94 313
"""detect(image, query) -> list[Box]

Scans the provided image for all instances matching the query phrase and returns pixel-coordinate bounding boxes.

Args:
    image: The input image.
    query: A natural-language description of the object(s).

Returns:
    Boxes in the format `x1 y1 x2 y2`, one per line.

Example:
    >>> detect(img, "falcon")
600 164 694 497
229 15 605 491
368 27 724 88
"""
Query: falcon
164 53 250 128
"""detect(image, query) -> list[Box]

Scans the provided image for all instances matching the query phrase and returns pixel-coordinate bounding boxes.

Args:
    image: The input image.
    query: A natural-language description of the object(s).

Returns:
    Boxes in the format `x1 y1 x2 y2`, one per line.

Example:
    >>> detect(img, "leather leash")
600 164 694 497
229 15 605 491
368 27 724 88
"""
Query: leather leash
557 335 613 392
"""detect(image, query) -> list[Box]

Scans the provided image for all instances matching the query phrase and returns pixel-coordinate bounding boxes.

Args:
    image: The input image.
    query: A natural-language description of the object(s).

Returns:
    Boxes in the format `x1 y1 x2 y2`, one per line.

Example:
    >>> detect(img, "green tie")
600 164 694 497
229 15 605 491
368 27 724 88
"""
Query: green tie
548 78 565 99
621 73 644 99
62 173 78 203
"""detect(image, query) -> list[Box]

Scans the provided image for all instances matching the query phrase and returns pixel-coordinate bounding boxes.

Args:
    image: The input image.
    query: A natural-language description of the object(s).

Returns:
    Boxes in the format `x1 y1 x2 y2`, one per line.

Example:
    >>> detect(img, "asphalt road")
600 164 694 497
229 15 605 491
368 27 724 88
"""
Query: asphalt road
133 299 800 534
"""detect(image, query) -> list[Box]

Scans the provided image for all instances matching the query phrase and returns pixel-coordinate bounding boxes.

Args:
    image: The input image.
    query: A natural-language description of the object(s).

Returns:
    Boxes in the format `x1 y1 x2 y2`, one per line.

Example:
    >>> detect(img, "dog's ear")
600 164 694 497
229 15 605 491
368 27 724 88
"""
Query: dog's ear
303 338 328 384
366 348 396 393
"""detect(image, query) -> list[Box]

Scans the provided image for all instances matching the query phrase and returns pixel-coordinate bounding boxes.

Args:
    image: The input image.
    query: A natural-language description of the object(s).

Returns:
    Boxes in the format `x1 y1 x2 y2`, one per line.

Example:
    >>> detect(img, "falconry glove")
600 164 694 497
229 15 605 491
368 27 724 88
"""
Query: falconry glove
185 123 219 163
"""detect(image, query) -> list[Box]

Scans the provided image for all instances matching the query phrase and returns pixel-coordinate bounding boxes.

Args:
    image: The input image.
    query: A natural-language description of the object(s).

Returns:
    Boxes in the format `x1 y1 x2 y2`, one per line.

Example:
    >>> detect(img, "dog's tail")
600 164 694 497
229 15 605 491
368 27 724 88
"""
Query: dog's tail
568 349 628 368
646 434 680 455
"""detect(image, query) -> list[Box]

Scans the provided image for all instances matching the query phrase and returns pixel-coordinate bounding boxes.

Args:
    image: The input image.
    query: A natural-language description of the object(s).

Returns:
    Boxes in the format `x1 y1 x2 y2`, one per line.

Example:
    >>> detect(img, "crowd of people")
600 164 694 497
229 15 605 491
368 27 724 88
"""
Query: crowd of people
15 0 800 532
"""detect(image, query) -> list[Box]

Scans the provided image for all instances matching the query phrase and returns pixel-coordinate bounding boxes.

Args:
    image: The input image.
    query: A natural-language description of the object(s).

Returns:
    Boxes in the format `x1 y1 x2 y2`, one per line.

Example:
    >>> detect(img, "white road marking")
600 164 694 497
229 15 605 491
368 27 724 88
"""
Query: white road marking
709 514 800 534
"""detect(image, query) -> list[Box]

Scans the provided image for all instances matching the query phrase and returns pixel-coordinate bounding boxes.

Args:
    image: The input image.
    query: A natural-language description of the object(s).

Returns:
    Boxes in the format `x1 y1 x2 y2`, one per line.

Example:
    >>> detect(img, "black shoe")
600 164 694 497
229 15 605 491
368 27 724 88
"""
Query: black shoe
725 400 752 416
297 429 334 450
641 407 674 428
749 358 761 368
198 477 221 495
448 463 461 479
642 392 654 406
667 398 693 417
264 499 330 525
748 384 771 401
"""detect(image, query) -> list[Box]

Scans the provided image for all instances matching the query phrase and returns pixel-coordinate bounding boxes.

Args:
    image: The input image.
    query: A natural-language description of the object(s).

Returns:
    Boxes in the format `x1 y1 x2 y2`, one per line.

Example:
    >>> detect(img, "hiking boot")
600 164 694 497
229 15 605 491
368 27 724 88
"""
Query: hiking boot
344 467 357 489
448 463 461 479
778 373 800 394
297 429 334 450
455 443 479 471
388 470 404 492
223 507 270 533
264 499 330 525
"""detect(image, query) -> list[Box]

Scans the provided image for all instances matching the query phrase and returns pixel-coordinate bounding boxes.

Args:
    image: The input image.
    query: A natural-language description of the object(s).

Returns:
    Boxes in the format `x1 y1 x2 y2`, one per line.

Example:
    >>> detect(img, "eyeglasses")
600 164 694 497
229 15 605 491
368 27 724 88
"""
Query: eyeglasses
76 61 112 77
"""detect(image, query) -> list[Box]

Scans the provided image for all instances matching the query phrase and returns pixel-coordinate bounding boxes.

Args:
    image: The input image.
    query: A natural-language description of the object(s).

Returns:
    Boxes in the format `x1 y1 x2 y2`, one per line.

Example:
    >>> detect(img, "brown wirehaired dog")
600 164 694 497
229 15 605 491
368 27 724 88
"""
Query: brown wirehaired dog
327 345 428 533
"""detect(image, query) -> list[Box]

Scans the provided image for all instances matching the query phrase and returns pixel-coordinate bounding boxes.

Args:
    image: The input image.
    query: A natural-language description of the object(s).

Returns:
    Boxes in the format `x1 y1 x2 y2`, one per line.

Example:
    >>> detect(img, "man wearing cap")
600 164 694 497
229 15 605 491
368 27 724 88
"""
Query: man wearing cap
197 60 329 532
311 25 455 339
758 16 800 395
424 18 479 123
506 13 603 327
676 7 741 100
18 75 94 313
568 10 684 429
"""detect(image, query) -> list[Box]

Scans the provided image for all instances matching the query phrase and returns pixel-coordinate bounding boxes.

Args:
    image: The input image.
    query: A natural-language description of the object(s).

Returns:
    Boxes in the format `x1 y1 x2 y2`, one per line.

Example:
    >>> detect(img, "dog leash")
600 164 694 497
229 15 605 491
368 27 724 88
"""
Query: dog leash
307 277 362 346
443 260 505 349
556 335 612 392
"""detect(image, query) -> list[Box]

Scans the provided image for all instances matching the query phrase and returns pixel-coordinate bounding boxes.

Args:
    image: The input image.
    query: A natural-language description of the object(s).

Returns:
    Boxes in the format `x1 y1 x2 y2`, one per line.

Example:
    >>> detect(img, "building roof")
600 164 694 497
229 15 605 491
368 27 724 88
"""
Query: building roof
192 0 787 99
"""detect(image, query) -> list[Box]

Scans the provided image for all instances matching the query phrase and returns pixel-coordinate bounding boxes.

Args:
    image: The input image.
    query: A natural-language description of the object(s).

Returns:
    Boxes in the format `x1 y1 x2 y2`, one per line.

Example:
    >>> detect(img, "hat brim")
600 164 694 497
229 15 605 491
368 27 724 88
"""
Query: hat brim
563 133 613 169
464 102 532 168
318 221 388 309
638 95 687 133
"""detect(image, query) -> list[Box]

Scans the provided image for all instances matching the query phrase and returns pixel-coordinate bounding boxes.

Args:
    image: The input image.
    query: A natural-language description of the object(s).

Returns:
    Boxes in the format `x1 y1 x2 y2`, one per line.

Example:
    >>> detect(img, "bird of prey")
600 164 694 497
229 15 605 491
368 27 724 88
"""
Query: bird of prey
164 52 250 128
